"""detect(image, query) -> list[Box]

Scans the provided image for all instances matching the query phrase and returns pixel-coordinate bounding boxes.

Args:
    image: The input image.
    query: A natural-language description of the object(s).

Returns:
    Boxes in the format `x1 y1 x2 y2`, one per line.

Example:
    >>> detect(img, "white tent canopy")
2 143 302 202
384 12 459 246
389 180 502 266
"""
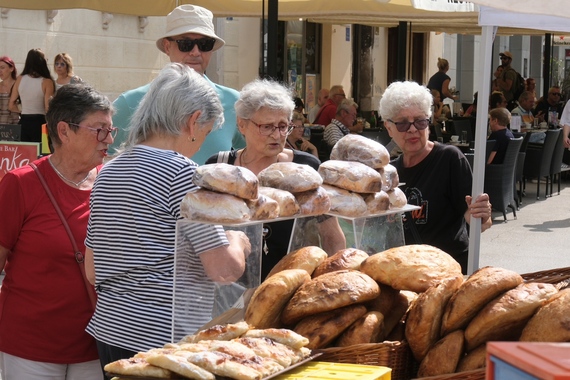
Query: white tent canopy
465 1 570 274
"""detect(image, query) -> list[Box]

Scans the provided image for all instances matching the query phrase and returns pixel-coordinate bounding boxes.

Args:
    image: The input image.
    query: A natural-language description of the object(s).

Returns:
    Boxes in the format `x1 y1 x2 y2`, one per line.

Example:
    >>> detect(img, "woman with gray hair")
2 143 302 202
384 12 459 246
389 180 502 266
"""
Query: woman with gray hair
84 63 250 368
379 81 491 273
207 78 345 280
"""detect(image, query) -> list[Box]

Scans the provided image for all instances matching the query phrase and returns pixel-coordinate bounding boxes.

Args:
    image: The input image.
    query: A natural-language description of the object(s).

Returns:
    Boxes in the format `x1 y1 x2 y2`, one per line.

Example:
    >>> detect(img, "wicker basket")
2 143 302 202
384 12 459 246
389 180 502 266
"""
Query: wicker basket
318 341 417 380
413 368 485 380
521 266 570 287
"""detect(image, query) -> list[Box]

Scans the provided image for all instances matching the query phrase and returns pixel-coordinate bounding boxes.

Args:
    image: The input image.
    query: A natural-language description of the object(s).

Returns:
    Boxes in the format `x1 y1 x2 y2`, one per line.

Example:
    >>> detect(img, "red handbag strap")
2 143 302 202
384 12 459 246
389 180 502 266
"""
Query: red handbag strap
29 162 97 311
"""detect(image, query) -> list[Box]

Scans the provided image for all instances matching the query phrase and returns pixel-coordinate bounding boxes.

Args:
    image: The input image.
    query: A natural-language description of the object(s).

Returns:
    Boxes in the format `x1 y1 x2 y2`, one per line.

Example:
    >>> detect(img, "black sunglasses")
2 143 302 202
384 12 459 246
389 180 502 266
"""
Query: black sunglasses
166 37 216 52
388 119 430 132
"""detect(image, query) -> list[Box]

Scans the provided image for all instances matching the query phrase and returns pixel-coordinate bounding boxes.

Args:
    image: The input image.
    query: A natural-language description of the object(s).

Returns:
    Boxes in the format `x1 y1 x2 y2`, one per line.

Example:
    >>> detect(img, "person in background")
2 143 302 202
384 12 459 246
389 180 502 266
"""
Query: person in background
294 97 305 115
558 99 570 148
495 51 518 110
430 89 451 121
533 86 564 127
427 57 458 101
511 91 535 125
464 92 478 118
323 98 359 147
526 77 537 102
286 111 318 157
491 65 504 92
85 64 250 370
0 56 19 124
314 85 345 126
206 79 346 280
379 81 492 274
54 53 84 91
308 88 329 124
109 4 245 163
0 84 114 380
487 108 514 165
489 91 507 111
9 48 55 144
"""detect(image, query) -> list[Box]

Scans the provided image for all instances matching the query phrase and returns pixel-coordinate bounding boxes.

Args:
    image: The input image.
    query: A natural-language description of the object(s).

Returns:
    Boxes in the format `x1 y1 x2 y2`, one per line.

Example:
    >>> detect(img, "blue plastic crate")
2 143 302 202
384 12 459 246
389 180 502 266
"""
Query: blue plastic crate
490 355 539 380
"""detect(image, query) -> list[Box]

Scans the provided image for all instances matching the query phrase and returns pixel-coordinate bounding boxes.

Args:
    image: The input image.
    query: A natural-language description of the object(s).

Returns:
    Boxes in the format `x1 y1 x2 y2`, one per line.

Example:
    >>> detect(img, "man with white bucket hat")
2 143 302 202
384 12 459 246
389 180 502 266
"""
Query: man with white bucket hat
110 5 245 163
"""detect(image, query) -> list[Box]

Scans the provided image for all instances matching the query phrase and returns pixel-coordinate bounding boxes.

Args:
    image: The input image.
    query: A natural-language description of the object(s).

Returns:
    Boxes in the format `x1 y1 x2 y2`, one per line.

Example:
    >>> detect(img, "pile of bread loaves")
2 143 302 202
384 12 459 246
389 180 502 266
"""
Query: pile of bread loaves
180 134 407 223
243 243 570 378
105 321 312 380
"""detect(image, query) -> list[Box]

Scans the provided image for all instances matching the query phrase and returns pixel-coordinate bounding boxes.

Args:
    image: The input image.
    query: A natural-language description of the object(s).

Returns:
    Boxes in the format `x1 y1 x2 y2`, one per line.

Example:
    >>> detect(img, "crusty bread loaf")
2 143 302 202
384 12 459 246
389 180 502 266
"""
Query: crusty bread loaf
258 162 322 193
417 330 465 377
193 163 258 200
281 270 380 325
360 244 462 293
318 160 383 194
329 134 390 169
378 164 399 191
293 304 367 349
457 344 487 372
321 185 367 217
464 282 558 351
366 284 400 317
362 191 390 214
245 269 310 329
266 246 328 278
387 187 407 208
406 275 464 361
180 189 250 223
246 194 279 220
258 186 300 217
441 266 523 335
336 311 384 347
312 248 369 278
520 287 570 342
380 290 417 341
293 186 331 216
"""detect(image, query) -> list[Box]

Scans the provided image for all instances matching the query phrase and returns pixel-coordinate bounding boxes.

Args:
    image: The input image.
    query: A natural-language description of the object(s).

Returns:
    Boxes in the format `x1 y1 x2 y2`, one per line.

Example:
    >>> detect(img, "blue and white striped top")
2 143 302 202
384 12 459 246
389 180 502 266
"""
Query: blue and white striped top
85 145 228 352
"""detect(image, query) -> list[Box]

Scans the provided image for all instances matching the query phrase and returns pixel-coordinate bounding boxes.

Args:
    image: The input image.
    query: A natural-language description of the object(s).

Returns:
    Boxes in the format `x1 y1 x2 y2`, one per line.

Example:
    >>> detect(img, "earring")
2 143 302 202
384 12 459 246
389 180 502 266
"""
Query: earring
188 136 196 142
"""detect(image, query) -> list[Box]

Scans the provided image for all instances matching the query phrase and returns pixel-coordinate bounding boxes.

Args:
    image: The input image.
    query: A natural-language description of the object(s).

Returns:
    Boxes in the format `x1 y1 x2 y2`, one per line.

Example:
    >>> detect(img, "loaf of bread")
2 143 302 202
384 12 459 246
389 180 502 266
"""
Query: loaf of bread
266 246 328 278
464 282 558 351
180 189 250 223
258 186 300 217
293 304 367 349
246 194 279 220
387 187 407 208
377 290 417 341
312 248 369 278
360 244 462 293
318 160 383 194
417 330 465 377
336 311 384 347
258 162 322 193
193 163 258 200
321 184 367 217
406 275 464 361
441 266 523 335
378 164 399 191
293 186 331 216
281 270 380 325
329 134 390 169
457 345 487 372
365 284 400 317
245 269 310 329
519 287 570 342
362 191 390 214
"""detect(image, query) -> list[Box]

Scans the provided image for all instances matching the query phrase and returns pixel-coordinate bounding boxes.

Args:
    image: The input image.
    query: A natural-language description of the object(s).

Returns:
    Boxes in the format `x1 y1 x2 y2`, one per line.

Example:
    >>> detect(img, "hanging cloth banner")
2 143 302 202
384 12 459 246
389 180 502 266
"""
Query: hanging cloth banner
411 0 477 12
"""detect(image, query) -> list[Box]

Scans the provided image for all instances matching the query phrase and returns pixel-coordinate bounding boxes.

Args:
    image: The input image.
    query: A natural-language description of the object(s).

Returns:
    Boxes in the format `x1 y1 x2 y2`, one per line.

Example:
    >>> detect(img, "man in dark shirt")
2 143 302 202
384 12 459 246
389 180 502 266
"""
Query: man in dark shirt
533 86 564 127
487 108 514 164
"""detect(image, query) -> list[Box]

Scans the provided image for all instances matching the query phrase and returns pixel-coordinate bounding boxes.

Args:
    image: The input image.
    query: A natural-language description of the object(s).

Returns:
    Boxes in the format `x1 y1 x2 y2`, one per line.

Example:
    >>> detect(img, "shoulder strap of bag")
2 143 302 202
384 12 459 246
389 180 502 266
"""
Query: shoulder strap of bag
29 162 97 311
217 150 231 163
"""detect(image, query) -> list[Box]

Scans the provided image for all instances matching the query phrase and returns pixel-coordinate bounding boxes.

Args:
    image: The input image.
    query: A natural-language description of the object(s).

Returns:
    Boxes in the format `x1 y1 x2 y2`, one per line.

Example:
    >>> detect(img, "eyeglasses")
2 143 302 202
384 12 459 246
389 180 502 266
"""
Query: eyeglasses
166 37 216 52
54 62 66 67
388 118 430 132
333 93 346 98
68 122 118 142
291 124 305 130
248 120 293 136
551 92 561 96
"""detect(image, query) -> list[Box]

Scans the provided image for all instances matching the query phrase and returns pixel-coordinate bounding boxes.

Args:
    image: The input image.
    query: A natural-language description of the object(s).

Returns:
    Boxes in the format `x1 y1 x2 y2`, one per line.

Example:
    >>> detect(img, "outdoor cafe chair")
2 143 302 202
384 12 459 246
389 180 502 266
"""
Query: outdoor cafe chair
523 129 561 200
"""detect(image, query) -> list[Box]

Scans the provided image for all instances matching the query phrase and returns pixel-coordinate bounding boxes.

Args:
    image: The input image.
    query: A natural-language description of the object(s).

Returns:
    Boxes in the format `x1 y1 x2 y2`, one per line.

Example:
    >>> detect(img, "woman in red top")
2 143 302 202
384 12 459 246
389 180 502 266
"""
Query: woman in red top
0 84 115 379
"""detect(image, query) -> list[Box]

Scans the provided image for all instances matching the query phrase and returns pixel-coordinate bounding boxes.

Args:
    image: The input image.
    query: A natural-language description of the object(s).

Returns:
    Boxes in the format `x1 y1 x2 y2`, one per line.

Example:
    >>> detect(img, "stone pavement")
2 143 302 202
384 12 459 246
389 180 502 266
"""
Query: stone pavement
479 178 570 275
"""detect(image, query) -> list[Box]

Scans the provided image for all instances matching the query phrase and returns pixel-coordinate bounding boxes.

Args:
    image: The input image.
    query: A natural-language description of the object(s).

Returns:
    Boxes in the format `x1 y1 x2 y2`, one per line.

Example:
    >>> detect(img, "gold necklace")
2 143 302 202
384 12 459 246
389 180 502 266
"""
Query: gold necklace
239 147 280 167
48 156 91 187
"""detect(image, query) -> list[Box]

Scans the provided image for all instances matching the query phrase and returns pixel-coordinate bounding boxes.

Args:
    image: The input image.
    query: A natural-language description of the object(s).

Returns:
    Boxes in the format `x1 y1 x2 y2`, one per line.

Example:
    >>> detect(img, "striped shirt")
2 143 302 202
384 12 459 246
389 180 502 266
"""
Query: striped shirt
323 119 350 147
85 145 228 352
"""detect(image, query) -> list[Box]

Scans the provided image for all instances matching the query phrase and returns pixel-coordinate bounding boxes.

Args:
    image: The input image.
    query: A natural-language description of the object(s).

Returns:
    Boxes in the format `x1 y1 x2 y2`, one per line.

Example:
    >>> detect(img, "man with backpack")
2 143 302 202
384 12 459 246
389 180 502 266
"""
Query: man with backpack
495 51 524 111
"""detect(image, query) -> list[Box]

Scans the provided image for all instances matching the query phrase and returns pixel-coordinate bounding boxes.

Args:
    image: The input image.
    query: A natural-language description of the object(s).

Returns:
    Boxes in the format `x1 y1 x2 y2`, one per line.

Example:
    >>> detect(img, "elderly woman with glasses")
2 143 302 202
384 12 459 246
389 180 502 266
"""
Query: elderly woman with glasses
379 81 492 274
286 111 318 157
54 53 84 91
84 63 250 368
0 84 114 379
207 79 346 280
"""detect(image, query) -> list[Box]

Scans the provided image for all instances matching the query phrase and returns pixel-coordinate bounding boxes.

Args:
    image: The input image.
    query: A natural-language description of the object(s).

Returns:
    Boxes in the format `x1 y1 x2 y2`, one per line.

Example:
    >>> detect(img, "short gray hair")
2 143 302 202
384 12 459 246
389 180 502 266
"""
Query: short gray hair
336 98 358 116
126 63 223 148
378 81 432 121
235 79 295 120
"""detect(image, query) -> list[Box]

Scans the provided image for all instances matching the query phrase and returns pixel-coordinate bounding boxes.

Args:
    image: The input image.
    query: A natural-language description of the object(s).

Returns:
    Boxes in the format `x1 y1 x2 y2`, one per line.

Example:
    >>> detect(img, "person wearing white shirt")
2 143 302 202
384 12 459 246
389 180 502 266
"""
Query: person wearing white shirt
307 88 329 124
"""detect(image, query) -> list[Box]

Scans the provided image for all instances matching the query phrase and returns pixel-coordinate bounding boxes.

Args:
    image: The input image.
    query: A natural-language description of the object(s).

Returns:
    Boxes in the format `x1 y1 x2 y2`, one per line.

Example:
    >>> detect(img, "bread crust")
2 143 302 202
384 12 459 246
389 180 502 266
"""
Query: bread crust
318 160 383 193
457 344 487 372
336 311 384 346
464 282 558 351
193 163 258 200
258 162 322 193
281 270 380 325
245 269 310 329
312 248 369 278
180 189 250 223
360 244 462 293
293 186 331 216
266 246 327 278
441 266 523 335
520 287 570 342
321 184 367 217
258 186 300 217
417 330 465 377
329 134 390 169
362 191 390 214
